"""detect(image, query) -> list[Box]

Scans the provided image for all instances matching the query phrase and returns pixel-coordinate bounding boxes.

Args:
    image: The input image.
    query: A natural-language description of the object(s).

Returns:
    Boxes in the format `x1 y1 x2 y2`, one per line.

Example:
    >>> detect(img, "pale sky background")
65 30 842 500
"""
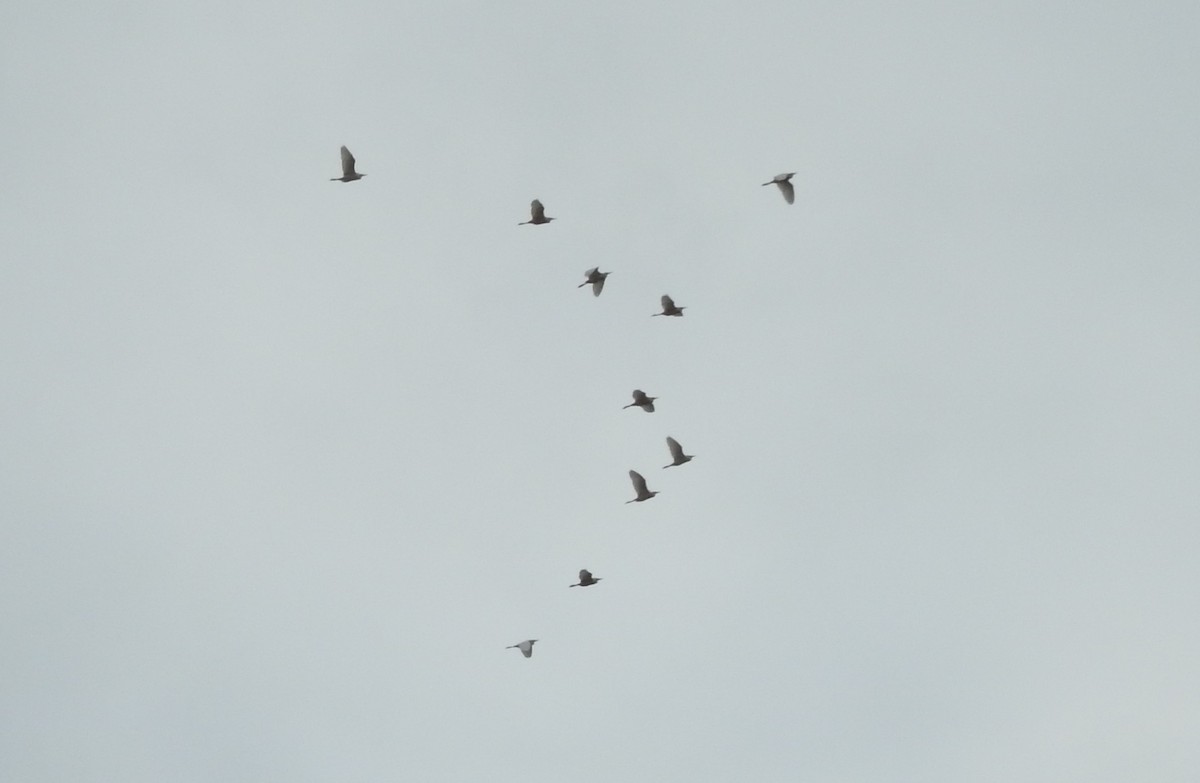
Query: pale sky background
2 1 1199 781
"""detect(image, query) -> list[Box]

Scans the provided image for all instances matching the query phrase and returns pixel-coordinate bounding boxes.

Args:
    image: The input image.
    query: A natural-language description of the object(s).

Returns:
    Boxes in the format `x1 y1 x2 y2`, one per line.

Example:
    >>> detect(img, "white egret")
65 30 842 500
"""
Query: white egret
626 470 658 503
331 146 365 182
762 172 795 204
519 199 555 225
653 295 685 317
623 390 657 413
570 569 602 587
662 436 694 468
506 639 538 658
579 267 610 297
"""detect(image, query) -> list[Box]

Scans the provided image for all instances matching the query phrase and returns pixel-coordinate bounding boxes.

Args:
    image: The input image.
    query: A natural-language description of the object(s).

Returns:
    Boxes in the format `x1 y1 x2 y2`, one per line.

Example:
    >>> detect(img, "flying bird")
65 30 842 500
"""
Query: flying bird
330 146 365 182
762 172 796 204
578 267 610 297
570 569 602 588
626 470 659 503
662 436 694 468
506 639 538 658
519 199 555 225
623 389 657 413
653 295 686 317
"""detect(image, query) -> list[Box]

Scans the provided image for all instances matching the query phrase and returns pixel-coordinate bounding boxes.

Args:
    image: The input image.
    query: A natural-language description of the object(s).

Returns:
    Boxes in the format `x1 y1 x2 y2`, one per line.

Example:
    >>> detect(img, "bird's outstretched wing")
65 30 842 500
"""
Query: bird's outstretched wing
629 470 648 494
340 146 357 177
530 200 545 221
661 295 675 311
776 179 795 204
579 569 593 582
667 437 684 461
592 277 605 296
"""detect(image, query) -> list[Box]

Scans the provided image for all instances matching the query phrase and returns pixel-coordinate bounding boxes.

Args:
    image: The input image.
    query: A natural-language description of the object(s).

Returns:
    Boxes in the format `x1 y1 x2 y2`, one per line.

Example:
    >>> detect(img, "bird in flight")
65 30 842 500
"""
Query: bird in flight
506 639 538 658
579 267 610 297
762 172 796 204
626 470 659 503
662 436 694 468
623 389 657 413
519 199 555 225
653 295 686 317
330 146 365 182
570 569 602 587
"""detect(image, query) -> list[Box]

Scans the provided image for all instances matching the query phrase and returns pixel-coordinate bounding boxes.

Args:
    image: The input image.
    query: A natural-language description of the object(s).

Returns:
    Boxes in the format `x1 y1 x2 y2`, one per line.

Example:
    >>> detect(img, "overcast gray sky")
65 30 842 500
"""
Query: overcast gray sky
3 1 1199 781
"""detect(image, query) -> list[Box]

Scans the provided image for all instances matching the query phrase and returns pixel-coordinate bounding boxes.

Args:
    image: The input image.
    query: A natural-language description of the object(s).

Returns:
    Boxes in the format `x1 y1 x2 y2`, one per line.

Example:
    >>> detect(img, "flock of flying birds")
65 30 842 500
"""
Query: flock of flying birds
331 146 796 659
